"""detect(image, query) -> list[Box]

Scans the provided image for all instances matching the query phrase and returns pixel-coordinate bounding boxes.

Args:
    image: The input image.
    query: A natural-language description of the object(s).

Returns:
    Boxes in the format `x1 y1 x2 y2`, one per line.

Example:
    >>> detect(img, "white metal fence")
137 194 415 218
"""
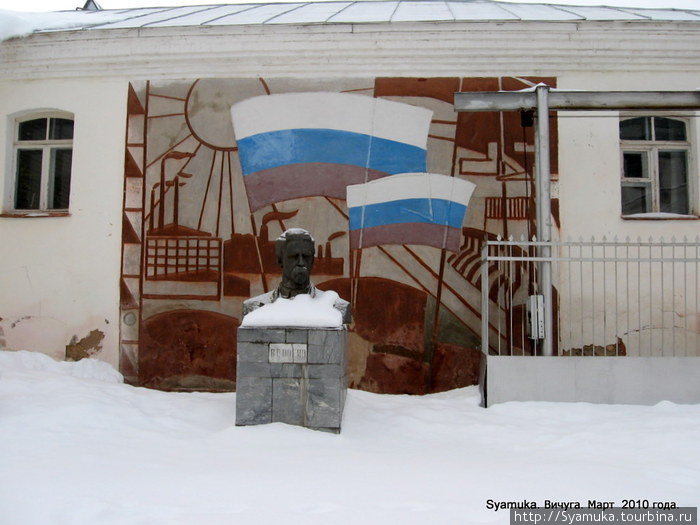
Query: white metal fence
481 236 700 357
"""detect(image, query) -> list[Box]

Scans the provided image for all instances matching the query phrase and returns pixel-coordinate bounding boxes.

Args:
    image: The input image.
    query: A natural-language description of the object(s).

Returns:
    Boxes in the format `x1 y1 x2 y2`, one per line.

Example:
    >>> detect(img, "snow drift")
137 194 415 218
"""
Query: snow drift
0 349 698 524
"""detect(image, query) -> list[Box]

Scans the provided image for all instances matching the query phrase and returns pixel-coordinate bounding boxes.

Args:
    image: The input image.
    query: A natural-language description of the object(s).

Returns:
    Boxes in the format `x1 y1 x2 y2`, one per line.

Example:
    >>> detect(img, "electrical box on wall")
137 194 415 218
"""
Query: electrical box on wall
527 295 545 340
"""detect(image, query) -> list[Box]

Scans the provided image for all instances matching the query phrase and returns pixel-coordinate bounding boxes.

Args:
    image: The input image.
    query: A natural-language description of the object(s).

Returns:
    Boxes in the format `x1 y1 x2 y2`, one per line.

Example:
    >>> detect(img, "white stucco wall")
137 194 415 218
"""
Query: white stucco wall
557 72 700 240
552 74 700 356
0 19 698 369
0 79 127 368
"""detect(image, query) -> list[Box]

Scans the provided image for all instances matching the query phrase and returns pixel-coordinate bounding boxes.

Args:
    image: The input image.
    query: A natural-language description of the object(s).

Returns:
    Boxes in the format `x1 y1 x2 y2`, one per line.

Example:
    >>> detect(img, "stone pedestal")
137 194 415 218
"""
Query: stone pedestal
236 326 347 432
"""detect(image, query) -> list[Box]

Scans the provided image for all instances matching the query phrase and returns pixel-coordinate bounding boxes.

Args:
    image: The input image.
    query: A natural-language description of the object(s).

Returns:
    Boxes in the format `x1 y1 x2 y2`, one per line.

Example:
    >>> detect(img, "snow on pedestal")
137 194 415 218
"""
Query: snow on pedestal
240 290 343 328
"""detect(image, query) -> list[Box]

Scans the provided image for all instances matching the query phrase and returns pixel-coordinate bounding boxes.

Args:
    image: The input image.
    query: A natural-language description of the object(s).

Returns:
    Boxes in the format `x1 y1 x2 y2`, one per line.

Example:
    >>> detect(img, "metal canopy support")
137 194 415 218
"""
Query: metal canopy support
454 90 700 112
535 86 553 356
454 88 700 357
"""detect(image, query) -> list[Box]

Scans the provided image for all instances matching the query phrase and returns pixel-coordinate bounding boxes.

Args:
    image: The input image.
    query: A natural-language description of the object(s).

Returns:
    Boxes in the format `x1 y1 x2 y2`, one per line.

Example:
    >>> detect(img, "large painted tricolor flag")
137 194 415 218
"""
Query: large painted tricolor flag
231 92 433 211
346 173 476 252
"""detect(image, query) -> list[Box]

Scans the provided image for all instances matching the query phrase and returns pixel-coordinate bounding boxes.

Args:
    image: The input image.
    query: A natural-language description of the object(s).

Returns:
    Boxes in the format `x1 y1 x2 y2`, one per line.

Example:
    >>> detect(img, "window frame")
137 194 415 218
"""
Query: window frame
3 110 74 217
619 114 697 219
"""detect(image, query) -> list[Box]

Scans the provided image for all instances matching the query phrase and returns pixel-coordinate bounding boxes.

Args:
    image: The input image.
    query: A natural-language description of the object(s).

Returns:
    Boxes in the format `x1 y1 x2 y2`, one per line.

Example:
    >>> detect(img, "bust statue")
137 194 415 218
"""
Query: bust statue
242 228 351 323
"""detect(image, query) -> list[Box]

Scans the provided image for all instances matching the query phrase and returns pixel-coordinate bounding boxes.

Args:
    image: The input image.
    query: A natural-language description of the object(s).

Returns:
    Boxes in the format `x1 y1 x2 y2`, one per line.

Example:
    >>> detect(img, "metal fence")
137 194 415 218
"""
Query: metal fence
481 236 700 357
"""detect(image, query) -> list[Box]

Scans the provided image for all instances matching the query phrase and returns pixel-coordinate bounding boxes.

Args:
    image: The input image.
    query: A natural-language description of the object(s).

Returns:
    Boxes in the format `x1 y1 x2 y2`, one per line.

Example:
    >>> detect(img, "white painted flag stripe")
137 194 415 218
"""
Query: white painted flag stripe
346 173 476 208
230 92 433 149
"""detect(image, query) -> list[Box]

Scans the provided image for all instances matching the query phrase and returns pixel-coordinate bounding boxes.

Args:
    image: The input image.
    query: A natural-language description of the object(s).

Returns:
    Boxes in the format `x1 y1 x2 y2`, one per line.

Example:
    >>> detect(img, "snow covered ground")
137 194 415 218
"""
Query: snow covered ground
1 350 698 525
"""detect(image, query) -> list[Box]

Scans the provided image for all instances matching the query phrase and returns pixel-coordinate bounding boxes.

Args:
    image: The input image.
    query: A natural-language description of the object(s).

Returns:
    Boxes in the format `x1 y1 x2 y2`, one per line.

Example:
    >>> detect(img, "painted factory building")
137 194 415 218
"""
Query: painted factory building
1 1 699 394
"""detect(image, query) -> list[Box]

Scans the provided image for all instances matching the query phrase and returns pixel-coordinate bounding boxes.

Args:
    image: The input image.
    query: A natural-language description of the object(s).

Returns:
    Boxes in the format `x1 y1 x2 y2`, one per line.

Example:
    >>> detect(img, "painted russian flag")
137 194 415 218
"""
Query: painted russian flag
346 173 476 252
231 92 433 211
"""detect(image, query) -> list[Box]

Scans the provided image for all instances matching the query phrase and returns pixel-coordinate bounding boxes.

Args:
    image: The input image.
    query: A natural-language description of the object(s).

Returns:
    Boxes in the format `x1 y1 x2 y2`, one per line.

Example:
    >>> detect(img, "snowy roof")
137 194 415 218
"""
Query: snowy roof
3 0 700 40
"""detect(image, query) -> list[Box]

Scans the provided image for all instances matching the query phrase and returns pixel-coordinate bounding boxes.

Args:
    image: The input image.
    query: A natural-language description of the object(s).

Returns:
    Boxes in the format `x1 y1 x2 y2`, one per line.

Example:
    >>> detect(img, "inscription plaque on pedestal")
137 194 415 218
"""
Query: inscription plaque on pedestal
269 343 308 364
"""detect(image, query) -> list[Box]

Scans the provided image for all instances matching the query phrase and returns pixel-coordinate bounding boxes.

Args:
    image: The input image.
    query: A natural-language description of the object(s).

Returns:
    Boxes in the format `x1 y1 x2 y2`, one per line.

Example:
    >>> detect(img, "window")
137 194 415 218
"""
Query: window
10 113 74 212
620 116 693 216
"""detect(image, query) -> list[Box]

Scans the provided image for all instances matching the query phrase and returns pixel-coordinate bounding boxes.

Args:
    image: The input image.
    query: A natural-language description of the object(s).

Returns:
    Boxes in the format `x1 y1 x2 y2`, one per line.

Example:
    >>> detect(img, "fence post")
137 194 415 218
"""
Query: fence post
481 240 490 355
536 85 554 356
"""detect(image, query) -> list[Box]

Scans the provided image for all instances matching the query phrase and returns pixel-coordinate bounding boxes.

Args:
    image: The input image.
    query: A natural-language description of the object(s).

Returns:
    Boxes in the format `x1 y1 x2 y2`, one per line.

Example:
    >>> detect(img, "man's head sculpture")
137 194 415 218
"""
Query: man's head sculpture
275 228 315 297
241 227 351 322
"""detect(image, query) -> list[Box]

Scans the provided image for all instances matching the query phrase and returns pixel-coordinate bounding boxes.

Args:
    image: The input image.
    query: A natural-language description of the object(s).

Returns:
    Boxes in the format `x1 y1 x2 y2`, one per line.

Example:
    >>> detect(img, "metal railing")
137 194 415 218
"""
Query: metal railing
481 236 700 357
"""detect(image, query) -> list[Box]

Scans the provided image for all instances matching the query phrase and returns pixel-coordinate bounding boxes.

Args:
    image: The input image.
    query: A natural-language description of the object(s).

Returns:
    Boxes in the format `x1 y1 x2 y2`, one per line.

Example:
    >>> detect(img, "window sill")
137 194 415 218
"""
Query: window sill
0 211 70 218
622 213 698 221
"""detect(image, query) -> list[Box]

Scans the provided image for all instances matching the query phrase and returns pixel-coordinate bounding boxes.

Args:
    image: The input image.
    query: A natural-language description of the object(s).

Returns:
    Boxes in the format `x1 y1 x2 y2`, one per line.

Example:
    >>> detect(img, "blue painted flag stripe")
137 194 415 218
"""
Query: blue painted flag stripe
348 198 467 231
237 128 427 176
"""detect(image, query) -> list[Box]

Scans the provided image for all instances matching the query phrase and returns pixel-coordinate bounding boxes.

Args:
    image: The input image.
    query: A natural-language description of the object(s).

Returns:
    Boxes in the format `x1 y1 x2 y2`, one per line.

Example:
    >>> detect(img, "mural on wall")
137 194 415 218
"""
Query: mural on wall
119 76 559 394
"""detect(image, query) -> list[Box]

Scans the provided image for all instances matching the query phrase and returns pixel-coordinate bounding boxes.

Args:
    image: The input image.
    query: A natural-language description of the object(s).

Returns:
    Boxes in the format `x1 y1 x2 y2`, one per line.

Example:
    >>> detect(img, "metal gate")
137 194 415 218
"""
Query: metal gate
481 236 700 357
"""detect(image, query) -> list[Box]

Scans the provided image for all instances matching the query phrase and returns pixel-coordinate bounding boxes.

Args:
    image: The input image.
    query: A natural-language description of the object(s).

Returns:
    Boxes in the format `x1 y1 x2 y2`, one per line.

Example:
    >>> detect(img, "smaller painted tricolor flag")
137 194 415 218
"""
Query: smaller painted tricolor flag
346 173 476 252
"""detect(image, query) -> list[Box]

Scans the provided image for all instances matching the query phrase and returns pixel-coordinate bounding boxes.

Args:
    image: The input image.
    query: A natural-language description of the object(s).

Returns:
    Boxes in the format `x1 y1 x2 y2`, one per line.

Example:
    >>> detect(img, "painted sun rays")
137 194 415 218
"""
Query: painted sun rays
144 80 241 239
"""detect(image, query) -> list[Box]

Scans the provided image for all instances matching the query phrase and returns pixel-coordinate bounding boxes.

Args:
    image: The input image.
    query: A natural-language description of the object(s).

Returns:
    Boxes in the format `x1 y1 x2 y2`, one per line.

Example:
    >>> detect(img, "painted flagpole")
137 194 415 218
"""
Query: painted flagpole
346 171 475 390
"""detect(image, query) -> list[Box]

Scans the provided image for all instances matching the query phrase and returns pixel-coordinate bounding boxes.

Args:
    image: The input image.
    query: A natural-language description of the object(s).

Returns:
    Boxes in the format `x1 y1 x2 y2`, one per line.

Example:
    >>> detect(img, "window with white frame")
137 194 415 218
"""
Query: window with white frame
11 113 74 212
619 116 693 216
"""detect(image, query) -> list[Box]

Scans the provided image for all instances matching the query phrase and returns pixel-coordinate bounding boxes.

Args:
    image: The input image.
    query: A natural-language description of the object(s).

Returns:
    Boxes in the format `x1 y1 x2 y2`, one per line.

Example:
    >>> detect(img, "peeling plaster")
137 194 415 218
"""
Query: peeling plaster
65 329 105 361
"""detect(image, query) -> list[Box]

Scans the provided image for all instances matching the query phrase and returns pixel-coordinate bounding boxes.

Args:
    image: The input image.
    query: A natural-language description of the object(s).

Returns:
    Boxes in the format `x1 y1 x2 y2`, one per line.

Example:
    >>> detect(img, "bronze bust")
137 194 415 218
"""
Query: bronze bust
242 228 351 323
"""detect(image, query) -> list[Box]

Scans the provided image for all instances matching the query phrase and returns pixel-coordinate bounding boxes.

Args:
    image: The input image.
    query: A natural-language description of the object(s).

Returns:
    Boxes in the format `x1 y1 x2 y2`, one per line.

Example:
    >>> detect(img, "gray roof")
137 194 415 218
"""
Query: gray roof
39 1 700 32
